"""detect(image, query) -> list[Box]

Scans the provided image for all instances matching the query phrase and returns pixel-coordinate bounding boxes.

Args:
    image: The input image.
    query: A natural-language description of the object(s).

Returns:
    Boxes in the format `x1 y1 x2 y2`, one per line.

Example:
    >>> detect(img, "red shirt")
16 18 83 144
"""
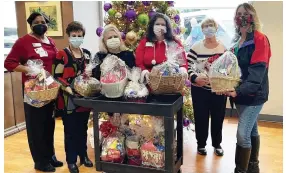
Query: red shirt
135 37 188 71
4 34 57 83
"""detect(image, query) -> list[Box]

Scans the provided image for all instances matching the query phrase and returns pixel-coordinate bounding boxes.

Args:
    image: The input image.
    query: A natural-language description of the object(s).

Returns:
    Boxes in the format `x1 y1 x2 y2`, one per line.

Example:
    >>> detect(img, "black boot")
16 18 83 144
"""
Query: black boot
80 156 93 167
34 162 56 172
68 164 79 173
247 136 260 173
234 145 251 173
50 155 64 167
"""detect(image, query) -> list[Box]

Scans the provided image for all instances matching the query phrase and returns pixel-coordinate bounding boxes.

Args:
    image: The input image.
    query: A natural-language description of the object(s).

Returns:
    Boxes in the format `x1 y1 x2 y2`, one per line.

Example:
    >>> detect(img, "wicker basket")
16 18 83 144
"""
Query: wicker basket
101 76 128 98
26 85 60 102
149 72 187 94
209 76 240 92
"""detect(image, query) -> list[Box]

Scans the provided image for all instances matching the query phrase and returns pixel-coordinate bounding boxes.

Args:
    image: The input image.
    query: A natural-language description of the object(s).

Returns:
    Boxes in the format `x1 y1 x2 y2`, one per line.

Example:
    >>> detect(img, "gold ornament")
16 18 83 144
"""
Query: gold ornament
115 12 122 19
125 31 138 46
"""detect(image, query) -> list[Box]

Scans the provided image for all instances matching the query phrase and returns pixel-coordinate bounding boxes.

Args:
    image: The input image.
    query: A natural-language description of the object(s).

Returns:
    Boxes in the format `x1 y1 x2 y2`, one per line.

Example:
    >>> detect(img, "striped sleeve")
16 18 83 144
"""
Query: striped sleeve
187 48 198 83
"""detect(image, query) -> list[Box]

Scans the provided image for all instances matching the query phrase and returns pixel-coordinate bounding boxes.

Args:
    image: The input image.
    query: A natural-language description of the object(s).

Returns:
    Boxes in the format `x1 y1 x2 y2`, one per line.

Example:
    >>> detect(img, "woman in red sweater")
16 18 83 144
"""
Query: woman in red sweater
135 13 188 83
4 12 62 172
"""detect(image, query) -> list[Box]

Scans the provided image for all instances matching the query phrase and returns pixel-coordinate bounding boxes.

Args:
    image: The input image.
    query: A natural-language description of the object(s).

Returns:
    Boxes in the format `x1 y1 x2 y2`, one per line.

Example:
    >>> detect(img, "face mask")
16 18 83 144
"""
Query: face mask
202 27 216 38
32 24 48 36
153 25 167 36
69 37 84 48
106 37 121 49
235 15 253 27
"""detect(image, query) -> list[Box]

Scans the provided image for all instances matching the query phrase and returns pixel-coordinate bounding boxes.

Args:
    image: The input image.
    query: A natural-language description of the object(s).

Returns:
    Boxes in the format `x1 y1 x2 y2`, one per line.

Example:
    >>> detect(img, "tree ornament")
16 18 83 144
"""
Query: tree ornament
137 13 149 26
104 3 112 12
108 9 116 17
96 27 104 37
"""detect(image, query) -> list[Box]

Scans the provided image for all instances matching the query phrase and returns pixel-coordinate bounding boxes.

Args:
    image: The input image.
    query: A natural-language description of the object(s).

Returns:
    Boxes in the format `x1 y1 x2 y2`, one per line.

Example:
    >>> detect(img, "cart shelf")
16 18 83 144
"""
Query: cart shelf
73 94 184 173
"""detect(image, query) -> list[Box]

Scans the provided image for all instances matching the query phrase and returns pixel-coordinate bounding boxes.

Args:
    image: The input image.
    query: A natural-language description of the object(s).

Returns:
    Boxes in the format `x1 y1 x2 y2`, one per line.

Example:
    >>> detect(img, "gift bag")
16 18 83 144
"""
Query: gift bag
126 136 142 166
124 67 149 102
100 55 128 98
100 132 125 163
209 51 241 92
24 59 60 107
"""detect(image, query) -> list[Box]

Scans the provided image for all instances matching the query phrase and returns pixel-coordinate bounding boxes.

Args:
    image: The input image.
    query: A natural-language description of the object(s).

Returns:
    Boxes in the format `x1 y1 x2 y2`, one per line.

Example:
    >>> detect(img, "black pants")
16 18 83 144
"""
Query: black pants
191 86 227 148
62 111 90 164
24 102 56 164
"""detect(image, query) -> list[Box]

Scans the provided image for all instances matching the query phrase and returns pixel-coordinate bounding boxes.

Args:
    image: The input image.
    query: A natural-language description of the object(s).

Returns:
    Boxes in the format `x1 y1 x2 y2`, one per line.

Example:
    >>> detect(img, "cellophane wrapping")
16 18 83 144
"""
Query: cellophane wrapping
124 67 149 102
74 57 101 97
24 59 60 107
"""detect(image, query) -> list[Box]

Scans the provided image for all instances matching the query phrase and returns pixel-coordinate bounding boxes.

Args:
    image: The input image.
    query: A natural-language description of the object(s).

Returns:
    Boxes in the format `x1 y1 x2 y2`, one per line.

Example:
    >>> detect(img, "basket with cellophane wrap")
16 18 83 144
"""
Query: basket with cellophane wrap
24 60 60 107
100 55 128 98
148 41 187 94
209 51 241 92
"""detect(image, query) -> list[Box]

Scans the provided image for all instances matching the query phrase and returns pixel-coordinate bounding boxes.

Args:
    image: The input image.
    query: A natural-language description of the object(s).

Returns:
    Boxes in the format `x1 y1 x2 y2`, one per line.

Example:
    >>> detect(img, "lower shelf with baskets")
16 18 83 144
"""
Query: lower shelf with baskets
73 94 184 173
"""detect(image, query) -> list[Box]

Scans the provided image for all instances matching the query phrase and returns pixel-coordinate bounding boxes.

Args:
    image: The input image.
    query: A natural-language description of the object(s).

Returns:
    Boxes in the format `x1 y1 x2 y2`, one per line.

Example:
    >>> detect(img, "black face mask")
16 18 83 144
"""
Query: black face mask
32 24 48 36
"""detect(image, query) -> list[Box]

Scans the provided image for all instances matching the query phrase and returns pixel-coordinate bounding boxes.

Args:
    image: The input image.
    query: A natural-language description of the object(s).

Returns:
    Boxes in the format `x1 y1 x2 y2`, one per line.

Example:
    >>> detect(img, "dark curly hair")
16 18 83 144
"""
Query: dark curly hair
27 12 50 26
146 13 175 42
66 21 86 37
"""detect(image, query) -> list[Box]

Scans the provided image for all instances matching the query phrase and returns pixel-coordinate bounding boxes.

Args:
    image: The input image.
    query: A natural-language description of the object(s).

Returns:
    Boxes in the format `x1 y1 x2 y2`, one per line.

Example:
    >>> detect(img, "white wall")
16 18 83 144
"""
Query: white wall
252 1 283 116
73 1 102 56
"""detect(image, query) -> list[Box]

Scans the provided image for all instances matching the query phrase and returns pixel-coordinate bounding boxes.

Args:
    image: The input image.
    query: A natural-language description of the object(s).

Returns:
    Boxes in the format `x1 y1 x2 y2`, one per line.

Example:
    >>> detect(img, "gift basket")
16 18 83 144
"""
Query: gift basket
99 120 125 163
209 51 241 92
24 59 60 103
126 136 142 166
124 67 149 102
100 55 128 98
74 57 101 97
149 42 187 94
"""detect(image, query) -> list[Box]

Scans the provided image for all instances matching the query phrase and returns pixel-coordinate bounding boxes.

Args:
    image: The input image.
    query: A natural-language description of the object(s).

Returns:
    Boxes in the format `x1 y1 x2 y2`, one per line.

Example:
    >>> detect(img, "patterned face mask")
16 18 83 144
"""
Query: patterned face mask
235 15 253 27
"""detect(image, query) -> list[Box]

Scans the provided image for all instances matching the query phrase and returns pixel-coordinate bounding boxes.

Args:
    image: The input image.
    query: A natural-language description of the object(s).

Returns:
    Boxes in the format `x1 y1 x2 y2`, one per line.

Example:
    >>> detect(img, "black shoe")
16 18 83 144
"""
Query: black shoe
80 156 93 167
214 146 224 156
247 136 260 173
34 162 56 172
234 144 251 173
68 164 79 173
50 155 63 167
197 148 207 155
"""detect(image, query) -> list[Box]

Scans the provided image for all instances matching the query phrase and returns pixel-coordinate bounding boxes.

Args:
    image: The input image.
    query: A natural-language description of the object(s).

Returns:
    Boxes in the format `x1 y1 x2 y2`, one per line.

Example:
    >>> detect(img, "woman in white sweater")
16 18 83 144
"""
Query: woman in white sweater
187 18 227 156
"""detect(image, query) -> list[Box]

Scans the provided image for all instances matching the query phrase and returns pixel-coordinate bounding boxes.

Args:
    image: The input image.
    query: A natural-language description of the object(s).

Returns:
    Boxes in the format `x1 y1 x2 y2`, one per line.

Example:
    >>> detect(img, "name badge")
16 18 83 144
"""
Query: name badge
145 42 154 47
34 47 48 57
32 43 42 47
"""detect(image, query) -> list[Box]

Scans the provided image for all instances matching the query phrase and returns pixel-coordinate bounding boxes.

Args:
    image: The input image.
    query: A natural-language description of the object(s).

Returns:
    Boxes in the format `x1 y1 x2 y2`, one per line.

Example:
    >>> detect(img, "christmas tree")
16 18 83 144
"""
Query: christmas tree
96 1 186 51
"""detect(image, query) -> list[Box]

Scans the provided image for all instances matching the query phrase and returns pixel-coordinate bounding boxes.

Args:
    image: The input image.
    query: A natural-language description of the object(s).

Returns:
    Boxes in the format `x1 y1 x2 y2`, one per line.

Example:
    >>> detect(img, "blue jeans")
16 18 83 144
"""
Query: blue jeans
236 104 263 148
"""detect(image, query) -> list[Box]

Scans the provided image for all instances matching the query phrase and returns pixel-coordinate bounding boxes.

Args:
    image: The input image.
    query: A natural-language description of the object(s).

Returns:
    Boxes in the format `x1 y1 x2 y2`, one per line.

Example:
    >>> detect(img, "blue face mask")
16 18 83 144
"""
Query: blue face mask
69 37 84 48
202 27 217 38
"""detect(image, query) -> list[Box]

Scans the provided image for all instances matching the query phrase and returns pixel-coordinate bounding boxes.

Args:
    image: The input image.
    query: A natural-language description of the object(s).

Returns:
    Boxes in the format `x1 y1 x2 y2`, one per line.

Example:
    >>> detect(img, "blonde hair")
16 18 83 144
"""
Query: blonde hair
99 24 127 53
234 3 262 41
200 18 218 30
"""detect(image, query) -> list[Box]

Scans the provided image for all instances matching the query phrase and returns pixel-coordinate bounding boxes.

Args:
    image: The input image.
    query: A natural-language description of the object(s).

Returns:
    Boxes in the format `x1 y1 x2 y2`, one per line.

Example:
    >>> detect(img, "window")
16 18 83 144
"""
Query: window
175 1 248 49
4 1 18 58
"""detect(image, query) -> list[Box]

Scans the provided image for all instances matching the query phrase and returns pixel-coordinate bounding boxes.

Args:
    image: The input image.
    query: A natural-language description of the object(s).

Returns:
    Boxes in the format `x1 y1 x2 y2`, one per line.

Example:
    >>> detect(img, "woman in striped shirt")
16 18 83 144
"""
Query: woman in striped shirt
187 18 227 156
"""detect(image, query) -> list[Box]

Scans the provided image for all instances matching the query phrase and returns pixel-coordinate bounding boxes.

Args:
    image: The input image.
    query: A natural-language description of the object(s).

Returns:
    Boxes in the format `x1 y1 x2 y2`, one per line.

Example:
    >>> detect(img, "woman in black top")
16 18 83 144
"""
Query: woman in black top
86 24 135 78
53 21 93 173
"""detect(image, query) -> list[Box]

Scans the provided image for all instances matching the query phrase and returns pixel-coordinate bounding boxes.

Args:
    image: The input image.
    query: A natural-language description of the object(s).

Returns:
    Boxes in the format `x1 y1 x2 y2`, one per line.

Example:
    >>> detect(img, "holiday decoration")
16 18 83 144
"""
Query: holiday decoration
96 27 104 37
99 1 186 50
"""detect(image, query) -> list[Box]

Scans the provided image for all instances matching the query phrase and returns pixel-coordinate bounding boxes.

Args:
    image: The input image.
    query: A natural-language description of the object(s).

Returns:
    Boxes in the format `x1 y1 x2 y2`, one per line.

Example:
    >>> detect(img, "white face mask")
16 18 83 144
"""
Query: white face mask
69 37 84 48
202 27 217 38
106 37 121 49
153 25 167 37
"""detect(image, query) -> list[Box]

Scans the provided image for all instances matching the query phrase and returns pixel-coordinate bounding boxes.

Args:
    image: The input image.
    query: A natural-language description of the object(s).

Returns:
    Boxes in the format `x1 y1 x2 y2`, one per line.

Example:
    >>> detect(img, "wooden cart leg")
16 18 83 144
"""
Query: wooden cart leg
93 111 102 171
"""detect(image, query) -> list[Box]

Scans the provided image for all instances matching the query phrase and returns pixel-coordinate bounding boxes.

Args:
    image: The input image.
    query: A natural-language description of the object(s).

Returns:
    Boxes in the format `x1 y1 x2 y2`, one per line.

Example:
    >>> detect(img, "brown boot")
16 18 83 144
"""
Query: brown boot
234 144 251 173
247 136 260 173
